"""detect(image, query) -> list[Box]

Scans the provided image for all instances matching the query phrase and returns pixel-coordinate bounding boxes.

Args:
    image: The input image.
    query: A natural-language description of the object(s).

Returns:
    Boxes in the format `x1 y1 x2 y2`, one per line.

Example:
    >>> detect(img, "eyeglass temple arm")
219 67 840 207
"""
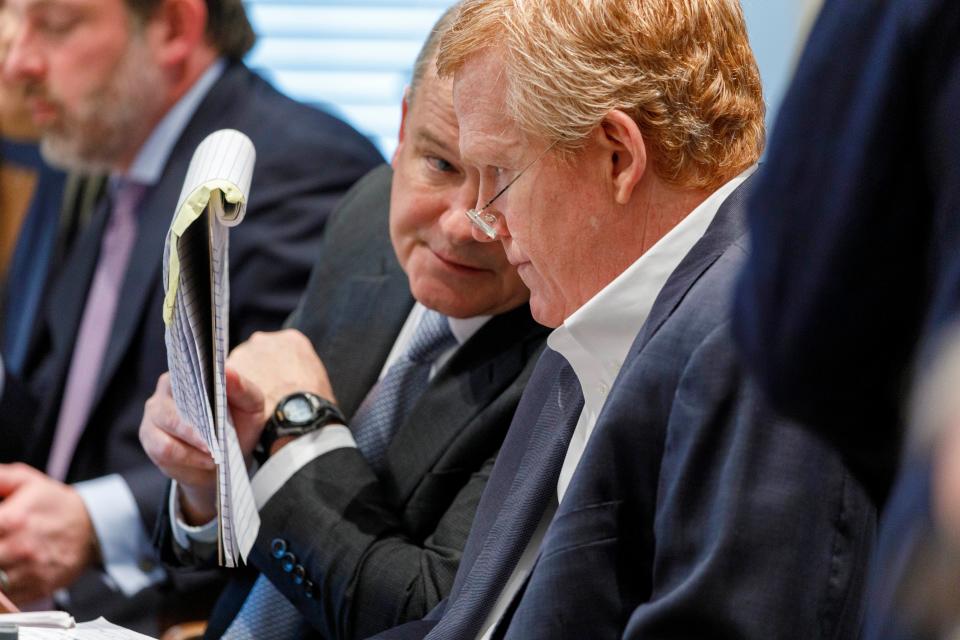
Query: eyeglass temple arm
476 140 558 212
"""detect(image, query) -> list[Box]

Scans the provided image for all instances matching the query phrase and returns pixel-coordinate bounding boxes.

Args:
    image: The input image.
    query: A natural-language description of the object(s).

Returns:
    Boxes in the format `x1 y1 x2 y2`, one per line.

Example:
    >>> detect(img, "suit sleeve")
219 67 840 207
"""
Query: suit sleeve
623 323 876 640
732 0 960 501
249 448 497 640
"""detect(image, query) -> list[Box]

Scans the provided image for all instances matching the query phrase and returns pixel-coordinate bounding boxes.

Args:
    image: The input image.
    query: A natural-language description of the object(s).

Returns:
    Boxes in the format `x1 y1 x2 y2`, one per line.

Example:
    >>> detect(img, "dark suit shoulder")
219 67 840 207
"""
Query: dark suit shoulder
206 64 381 162
660 239 748 350
318 164 395 261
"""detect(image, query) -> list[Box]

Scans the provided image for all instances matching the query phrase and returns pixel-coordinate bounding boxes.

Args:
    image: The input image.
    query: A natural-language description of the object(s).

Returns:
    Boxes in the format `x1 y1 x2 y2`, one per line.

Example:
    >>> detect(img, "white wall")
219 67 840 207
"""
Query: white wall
244 1 821 157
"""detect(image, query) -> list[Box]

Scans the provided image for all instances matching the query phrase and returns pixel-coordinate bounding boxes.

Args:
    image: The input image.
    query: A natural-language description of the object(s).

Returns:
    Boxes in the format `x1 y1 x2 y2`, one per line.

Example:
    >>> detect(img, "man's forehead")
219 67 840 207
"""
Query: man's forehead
11 0 121 25
455 101 524 166
452 53 524 161
408 78 460 152
453 58 505 118
11 0 94 13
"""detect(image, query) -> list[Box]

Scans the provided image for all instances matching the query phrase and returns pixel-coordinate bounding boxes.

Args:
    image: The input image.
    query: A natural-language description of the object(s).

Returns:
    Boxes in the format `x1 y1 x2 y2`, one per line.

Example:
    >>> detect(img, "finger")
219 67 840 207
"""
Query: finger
142 426 215 476
0 521 27 568
162 463 218 490
226 366 265 415
0 474 53 539
156 372 171 395
144 393 209 454
0 464 38 498
0 563 25 603
0 585 18 612
0 560 46 604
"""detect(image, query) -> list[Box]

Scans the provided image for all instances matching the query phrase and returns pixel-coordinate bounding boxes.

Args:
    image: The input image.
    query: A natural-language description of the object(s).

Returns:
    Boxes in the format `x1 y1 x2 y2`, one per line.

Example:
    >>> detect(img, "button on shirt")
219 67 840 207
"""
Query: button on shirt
477 166 756 640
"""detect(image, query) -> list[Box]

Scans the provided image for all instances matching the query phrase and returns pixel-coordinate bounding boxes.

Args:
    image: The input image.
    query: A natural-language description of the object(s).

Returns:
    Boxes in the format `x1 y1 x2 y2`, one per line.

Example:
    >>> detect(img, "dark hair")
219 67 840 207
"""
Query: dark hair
126 0 256 61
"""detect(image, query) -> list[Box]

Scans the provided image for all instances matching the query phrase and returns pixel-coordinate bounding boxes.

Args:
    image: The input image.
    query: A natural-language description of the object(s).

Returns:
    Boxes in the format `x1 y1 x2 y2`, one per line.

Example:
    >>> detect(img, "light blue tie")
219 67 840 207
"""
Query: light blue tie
352 308 456 472
222 309 456 639
221 575 306 639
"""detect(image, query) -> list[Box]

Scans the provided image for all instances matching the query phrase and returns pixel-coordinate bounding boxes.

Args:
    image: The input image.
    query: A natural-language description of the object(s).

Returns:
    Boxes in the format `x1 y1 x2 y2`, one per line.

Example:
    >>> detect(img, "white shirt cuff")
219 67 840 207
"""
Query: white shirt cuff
169 480 219 552
252 425 356 509
74 474 166 597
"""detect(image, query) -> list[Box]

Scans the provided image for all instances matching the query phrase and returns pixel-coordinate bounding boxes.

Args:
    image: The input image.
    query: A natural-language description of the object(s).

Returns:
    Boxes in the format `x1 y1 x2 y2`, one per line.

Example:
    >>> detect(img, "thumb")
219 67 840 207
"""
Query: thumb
226 366 265 416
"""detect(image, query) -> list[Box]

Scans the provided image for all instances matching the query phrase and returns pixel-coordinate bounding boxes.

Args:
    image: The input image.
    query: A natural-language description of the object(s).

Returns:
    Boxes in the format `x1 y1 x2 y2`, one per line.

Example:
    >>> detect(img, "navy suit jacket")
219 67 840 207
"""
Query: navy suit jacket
377 178 877 640
733 0 960 505
732 1 960 637
0 62 381 633
156 166 549 639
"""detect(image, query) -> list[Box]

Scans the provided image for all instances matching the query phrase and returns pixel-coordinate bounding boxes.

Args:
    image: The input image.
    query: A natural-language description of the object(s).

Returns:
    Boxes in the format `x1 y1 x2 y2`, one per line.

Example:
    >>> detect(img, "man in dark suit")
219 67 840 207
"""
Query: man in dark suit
141 13 547 637
0 0 380 632
730 1 960 637
372 1 877 638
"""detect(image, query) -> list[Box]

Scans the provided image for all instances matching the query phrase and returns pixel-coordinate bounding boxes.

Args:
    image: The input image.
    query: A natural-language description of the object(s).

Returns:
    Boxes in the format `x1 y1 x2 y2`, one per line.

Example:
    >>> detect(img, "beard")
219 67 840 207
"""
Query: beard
31 33 168 173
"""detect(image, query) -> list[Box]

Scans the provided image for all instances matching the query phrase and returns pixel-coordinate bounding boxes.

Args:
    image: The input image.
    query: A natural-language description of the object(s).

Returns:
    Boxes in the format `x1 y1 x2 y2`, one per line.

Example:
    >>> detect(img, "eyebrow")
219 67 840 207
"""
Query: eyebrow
414 129 458 157
26 0 68 10
22 0 80 15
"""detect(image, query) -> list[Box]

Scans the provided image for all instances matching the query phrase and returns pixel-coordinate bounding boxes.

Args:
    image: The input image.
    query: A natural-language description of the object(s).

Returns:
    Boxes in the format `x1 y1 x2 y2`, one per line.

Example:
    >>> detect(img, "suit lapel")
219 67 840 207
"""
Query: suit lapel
91 64 249 408
387 305 545 505
44 199 110 368
293 165 415 419
442 348 565 601
428 353 583 640
322 273 414 419
629 175 753 355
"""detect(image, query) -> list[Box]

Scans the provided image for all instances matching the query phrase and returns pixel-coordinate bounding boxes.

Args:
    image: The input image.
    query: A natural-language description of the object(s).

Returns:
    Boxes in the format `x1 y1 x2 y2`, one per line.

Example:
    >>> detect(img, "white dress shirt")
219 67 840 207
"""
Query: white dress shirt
477 167 755 639
171 302 490 550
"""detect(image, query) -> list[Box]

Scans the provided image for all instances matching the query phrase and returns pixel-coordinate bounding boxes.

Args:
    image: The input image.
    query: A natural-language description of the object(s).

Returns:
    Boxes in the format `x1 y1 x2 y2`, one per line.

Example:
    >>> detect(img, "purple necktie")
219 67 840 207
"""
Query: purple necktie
46 181 145 481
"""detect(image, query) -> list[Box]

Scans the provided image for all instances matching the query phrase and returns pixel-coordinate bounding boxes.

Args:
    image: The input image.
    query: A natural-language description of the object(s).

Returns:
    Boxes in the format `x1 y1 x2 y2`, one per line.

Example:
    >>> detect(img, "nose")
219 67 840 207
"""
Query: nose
3 23 46 85
468 175 509 243
467 209 503 243
440 185 485 247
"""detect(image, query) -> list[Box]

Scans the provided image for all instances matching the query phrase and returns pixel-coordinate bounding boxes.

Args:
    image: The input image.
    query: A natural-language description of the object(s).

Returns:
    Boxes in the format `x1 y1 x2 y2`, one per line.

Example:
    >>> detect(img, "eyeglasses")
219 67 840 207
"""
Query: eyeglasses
465 141 557 240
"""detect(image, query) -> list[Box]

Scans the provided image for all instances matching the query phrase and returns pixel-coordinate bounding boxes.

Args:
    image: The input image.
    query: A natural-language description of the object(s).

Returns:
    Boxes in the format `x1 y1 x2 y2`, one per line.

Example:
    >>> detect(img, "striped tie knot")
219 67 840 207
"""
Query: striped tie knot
404 308 456 364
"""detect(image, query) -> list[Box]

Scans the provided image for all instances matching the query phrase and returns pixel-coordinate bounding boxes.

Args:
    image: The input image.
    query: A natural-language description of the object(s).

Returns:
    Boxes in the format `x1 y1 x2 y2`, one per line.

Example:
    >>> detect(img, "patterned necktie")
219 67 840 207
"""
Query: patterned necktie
352 307 456 472
425 361 584 640
221 576 308 640
46 180 145 481
222 308 457 639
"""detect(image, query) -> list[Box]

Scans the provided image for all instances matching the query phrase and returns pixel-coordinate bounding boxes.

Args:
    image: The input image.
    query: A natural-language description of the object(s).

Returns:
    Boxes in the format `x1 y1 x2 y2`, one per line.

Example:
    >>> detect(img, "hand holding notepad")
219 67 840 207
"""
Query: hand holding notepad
161 129 259 567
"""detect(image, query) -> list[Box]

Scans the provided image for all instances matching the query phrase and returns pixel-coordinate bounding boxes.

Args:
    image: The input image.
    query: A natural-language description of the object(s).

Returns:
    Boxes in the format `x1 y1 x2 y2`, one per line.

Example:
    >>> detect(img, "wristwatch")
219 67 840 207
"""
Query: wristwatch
262 391 346 452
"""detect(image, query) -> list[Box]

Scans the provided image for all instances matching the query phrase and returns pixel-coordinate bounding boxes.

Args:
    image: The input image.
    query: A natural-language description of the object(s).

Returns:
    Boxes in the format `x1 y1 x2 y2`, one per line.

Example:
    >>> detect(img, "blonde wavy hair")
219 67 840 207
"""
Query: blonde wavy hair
437 0 765 191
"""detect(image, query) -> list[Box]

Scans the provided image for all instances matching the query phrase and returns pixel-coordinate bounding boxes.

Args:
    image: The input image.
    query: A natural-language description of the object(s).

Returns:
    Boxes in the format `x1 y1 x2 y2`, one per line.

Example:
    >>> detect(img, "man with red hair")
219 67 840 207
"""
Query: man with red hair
374 1 875 638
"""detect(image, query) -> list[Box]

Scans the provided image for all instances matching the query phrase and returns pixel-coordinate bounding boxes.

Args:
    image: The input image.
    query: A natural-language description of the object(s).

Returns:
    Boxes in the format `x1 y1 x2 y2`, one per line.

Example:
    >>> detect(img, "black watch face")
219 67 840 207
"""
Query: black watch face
282 396 315 425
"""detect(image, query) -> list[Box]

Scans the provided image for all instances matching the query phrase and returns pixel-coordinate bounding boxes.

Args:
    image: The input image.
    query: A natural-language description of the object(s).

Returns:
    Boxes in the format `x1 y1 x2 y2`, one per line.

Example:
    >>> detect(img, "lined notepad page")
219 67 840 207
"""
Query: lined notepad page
162 129 259 567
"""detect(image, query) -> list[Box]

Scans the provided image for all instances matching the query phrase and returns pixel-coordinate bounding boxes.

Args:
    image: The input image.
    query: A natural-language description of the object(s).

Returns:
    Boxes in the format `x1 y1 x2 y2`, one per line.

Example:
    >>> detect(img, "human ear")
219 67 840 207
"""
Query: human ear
596 109 647 205
147 0 207 68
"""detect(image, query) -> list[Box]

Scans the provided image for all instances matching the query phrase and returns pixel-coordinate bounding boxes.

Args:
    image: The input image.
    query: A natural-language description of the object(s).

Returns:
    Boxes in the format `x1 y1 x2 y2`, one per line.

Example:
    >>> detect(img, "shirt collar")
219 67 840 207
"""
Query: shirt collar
408 302 490 346
120 58 227 187
449 312 491 345
548 165 756 413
